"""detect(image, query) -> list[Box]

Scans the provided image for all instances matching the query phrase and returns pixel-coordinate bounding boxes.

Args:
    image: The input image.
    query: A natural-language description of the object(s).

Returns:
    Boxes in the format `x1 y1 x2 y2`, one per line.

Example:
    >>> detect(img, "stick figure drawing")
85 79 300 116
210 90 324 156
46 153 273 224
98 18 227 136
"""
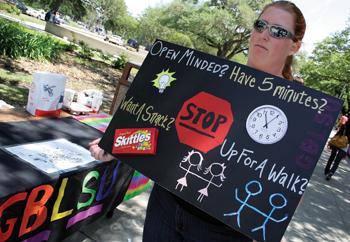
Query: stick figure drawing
197 162 226 202
175 150 203 191
224 180 288 241
175 150 227 202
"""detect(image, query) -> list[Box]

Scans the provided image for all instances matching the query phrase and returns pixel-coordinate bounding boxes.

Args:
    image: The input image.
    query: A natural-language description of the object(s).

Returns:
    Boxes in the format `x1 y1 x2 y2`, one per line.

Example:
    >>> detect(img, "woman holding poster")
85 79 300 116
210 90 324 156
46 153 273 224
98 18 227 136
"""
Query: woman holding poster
89 1 306 241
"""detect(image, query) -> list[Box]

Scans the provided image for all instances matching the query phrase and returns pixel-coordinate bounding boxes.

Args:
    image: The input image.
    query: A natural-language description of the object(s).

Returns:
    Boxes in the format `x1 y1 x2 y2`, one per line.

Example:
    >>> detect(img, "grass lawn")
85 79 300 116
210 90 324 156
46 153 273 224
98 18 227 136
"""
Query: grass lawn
0 52 123 112
0 11 45 26
0 68 32 83
0 10 85 30
0 13 126 112
0 82 29 107
0 67 32 107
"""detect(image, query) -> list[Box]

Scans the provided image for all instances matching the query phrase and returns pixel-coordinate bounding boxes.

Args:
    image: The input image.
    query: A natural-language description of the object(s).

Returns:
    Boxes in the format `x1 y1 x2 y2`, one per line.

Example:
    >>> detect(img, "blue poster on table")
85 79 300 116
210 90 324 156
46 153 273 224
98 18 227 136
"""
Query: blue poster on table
100 40 343 242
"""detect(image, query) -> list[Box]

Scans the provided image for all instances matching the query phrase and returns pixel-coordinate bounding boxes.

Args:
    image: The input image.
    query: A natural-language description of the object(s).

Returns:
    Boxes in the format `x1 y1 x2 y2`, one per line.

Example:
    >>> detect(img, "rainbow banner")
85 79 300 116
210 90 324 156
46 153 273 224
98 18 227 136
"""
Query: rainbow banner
73 113 112 132
73 113 152 201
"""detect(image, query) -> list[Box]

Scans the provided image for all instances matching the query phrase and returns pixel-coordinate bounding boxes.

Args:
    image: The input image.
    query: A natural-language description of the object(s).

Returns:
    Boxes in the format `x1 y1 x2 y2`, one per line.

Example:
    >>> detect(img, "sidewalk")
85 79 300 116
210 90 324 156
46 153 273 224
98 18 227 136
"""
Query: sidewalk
64 146 350 242
283 147 350 242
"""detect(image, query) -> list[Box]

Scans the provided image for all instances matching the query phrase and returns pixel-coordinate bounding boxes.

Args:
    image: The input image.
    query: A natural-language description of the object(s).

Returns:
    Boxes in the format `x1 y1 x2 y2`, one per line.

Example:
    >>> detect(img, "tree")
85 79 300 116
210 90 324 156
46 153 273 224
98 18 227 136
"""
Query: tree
97 0 128 30
156 0 271 59
115 14 139 39
137 7 182 47
50 0 64 12
81 0 138 37
300 25 350 111
59 0 86 19
23 0 86 18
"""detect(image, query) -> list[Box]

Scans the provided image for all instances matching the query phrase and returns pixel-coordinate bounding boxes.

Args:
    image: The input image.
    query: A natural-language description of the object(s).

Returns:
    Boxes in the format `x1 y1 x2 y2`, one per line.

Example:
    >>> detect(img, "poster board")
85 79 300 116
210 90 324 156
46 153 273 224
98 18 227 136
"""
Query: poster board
99 40 343 242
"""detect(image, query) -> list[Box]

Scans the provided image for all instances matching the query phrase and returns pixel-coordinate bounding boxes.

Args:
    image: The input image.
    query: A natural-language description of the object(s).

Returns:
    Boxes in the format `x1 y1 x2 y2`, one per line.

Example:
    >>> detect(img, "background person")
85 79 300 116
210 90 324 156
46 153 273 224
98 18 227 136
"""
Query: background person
325 120 350 180
338 112 349 127
89 1 306 241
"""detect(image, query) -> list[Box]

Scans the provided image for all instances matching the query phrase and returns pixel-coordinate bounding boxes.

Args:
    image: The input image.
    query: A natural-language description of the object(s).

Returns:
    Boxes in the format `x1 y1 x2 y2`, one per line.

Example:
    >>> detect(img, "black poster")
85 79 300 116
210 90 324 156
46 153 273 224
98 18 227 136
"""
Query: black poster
100 40 343 242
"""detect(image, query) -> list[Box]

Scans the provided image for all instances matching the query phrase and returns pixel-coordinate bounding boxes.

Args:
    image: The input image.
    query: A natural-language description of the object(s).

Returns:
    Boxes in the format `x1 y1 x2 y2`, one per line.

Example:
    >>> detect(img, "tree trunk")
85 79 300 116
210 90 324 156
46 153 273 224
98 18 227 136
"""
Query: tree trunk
50 0 64 12
216 41 233 59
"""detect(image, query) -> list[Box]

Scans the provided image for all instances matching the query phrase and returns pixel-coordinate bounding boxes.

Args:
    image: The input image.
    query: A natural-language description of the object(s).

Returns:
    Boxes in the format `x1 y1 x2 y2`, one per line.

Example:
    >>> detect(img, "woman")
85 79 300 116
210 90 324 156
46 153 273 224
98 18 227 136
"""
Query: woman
325 120 350 180
89 1 306 241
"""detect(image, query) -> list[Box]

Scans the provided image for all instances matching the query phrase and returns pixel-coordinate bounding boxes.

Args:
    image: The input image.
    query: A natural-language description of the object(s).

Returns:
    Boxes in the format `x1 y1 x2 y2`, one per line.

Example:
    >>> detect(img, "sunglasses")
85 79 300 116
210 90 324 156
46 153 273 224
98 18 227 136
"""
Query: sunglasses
253 19 295 40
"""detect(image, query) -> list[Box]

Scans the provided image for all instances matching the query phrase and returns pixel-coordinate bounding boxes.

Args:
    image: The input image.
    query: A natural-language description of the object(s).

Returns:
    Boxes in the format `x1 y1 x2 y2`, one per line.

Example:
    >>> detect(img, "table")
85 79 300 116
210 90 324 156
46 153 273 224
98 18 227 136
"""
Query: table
0 109 152 201
0 109 135 242
0 107 70 122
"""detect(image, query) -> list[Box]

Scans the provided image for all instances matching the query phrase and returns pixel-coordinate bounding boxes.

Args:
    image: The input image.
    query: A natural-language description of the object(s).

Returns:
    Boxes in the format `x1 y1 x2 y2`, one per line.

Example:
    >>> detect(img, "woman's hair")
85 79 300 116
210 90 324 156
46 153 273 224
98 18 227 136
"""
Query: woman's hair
259 1 306 80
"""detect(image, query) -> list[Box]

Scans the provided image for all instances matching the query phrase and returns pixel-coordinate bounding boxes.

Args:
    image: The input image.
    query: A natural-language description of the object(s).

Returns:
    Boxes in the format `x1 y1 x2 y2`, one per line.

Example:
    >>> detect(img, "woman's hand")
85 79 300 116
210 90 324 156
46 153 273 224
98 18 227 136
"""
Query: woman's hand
89 138 115 162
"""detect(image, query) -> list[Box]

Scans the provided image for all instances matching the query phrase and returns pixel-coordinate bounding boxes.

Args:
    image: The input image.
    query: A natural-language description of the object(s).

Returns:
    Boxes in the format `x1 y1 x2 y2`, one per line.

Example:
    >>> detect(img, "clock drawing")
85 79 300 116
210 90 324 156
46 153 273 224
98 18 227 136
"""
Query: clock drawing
246 105 288 144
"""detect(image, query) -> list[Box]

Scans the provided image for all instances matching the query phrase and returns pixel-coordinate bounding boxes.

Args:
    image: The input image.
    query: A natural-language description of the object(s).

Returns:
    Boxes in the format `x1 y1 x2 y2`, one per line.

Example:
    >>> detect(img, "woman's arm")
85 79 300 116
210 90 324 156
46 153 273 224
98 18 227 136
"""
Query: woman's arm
89 138 115 161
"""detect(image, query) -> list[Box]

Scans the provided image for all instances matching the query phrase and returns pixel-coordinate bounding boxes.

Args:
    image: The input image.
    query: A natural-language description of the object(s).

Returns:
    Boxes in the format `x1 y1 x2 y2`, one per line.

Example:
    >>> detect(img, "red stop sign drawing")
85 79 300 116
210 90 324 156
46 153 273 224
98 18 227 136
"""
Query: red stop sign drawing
175 91 234 153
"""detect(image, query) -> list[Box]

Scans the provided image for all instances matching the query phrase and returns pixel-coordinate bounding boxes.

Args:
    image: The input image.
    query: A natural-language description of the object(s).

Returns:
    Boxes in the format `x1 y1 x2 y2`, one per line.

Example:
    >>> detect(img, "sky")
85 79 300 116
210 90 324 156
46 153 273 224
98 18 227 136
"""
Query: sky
124 0 350 54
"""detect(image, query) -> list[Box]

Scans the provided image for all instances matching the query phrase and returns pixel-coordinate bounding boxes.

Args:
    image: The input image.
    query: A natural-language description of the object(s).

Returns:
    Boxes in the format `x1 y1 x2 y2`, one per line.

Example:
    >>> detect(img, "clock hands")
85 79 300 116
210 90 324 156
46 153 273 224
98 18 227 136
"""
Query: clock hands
263 115 279 129
247 105 288 144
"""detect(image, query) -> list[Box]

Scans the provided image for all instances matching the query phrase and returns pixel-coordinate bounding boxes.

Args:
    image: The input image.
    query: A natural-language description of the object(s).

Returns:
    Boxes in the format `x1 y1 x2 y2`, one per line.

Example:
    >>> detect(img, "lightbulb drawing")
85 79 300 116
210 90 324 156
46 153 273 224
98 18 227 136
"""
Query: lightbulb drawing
158 75 170 93
152 69 176 93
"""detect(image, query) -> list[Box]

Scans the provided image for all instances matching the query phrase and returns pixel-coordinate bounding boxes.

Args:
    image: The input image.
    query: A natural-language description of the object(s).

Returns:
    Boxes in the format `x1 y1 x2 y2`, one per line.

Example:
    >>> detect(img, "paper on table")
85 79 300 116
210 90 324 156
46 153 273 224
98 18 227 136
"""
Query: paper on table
4 138 96 174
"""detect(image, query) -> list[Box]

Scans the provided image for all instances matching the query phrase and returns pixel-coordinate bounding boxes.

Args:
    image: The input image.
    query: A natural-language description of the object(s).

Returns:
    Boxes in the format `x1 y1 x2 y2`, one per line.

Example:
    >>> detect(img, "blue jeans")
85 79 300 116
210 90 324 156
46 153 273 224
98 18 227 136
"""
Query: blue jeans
143 184 252 242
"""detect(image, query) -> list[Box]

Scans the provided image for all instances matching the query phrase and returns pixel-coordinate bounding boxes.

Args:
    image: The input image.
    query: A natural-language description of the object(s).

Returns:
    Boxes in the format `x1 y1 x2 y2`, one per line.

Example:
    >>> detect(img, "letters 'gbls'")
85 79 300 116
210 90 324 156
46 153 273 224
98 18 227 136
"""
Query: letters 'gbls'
19 185 53 237
175 92 234 153
0 192 27 241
